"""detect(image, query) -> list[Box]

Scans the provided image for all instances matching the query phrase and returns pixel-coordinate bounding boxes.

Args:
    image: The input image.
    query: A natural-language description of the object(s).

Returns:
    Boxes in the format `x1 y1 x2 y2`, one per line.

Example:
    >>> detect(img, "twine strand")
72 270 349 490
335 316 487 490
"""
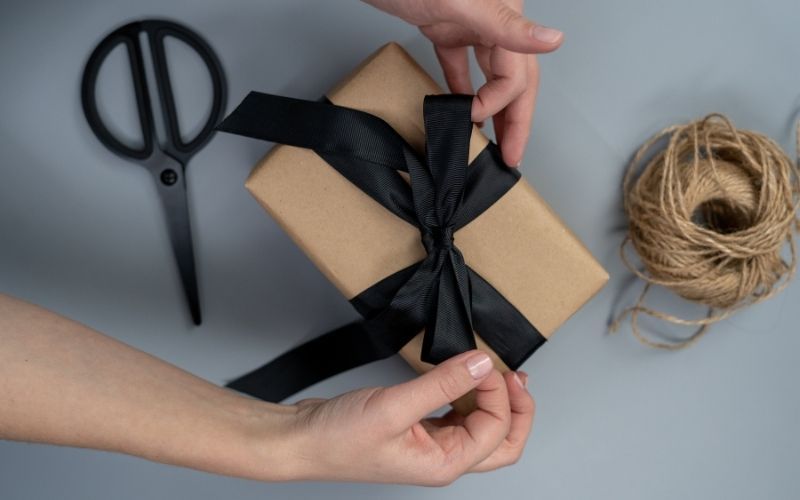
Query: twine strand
611 114 800 349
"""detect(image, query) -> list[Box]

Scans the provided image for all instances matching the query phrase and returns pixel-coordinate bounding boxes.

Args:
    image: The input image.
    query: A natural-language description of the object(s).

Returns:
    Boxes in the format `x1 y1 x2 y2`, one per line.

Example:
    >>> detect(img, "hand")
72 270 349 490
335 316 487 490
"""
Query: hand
363 0 563 167
280 350 534 485
0 294 533 486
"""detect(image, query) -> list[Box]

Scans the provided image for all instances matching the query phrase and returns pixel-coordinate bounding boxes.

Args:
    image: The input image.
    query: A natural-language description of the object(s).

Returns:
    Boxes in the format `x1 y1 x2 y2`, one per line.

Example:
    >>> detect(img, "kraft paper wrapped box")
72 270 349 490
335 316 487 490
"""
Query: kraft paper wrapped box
226 42 608 412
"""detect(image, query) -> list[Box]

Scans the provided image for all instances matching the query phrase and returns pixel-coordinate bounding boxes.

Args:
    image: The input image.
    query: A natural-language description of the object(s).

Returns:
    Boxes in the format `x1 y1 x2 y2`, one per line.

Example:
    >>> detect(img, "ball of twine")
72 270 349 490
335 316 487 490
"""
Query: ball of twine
612 114 800 349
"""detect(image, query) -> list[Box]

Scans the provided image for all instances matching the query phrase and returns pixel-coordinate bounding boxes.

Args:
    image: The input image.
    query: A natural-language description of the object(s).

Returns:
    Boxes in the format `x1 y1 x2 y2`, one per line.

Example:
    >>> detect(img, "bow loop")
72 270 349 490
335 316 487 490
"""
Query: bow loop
217 90 546 404
404 94 477 363
419 94 473 228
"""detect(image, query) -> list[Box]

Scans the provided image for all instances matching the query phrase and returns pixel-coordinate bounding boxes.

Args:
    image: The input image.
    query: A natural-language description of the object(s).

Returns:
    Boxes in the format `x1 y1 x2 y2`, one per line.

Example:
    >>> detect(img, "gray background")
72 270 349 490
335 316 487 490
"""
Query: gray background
1 0 799 498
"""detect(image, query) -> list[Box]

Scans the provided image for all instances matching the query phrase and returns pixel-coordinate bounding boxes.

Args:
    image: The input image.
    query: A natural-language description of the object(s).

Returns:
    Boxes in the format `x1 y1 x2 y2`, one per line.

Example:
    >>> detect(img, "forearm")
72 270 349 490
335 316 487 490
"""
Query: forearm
0 293 300 480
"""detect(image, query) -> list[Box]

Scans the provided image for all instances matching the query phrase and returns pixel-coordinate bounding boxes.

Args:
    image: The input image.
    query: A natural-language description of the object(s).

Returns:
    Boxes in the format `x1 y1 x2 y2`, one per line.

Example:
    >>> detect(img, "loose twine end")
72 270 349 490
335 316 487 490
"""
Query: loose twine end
613 114 800 349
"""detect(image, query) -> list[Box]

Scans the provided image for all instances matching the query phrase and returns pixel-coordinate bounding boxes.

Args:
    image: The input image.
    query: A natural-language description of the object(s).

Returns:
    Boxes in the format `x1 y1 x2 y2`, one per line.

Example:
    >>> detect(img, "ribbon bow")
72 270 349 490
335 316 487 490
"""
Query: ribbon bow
373 94 476 362
217 92 545 402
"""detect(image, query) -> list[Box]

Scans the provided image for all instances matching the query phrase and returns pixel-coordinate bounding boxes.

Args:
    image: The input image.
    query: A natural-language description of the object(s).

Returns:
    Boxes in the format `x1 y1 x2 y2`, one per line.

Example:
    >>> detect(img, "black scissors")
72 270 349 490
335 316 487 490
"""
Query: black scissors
81 19 227 325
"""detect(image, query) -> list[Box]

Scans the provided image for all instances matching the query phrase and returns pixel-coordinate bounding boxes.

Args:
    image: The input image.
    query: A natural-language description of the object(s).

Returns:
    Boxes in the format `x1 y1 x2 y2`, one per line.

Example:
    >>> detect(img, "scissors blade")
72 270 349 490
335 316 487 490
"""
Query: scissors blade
152 165 202 325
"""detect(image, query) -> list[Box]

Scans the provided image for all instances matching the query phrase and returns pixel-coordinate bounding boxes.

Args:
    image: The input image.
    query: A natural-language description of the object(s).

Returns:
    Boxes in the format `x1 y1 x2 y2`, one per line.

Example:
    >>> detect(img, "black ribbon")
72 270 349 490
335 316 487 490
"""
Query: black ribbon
217 92 546 402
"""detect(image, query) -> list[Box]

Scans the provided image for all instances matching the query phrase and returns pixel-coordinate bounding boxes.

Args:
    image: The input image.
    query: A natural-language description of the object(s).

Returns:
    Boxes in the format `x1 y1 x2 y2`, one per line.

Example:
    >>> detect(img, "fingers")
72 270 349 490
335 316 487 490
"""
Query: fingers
420 22 482 48
473 44 507 144
470 370 535 472
380 350 495 427
496 55 538 166
294 397 326 408
434 44 474 95
408 366 512 486
374 353 526 484
420 366 513 482
472 45 527 123
473 44 538 166
473 44 496 133
506 372 535 443
458 366 512 465
440 0 563 53
421 2 552 166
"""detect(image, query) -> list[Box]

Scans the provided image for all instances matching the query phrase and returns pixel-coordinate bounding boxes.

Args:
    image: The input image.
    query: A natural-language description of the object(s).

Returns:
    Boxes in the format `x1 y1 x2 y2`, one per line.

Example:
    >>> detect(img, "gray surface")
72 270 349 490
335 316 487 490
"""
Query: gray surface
1 0 799 498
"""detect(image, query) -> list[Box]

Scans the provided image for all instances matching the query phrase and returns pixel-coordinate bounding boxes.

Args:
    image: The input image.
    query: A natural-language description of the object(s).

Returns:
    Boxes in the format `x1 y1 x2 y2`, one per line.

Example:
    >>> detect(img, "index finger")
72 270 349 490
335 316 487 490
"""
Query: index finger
497 54 539 166
450 369 512 469
440 0 563 53
471 46 527 123
470 371 535 472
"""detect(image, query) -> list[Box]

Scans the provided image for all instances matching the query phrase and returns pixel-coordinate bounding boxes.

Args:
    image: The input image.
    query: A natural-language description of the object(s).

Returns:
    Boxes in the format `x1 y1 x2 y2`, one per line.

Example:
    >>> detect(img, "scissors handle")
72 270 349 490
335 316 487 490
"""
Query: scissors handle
81 19 227 164
81 19 225 326
146 20 226 164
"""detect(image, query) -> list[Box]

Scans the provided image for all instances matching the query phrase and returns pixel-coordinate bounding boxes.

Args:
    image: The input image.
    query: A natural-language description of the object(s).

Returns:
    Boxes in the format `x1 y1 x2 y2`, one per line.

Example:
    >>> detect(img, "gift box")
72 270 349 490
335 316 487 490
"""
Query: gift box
219 42 608 412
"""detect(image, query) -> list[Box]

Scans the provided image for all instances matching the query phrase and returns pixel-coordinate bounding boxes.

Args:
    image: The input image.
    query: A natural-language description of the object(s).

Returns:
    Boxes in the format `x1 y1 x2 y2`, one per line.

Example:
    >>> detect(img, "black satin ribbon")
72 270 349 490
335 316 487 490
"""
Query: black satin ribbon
217 91 546 402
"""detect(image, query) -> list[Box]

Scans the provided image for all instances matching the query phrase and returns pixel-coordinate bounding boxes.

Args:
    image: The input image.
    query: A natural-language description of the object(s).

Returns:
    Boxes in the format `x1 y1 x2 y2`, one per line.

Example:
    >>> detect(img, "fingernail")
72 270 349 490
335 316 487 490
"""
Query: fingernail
466 352 493 379
514 161 521 168
530 25 562 44
518 371 529 388
513 372 525 389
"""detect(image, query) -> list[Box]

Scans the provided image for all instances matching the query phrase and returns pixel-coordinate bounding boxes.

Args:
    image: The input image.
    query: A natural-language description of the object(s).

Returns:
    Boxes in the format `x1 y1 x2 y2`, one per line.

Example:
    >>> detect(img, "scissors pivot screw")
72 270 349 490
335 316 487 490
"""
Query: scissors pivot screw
161 168 178 186
81 19 227 326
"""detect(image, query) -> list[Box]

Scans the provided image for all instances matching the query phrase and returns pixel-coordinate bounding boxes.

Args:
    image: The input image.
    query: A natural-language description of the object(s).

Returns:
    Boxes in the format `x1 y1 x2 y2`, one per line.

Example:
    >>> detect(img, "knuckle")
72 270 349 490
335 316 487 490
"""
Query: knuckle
435 370 465 402
491 407 513 433
504 431 524 447
430 0 457 20
513 73 529 95
429 476 450 487
500 417 513 437
418 24 437 39
431 466 462 486
360 387 390 417
505 406 515 424
495 3 521 28
294 397 323 408
520 395 536 413
506 447 524 466
477 35 494 48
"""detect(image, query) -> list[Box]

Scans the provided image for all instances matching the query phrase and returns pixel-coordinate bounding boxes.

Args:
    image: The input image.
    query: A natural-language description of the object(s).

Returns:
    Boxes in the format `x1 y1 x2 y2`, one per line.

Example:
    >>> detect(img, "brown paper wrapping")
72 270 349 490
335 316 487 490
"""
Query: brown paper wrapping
244 42 608 411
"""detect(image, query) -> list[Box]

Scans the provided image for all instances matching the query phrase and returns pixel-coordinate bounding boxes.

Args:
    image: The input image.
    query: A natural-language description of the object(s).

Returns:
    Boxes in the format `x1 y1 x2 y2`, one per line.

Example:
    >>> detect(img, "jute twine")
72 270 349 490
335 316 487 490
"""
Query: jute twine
611 114 800 349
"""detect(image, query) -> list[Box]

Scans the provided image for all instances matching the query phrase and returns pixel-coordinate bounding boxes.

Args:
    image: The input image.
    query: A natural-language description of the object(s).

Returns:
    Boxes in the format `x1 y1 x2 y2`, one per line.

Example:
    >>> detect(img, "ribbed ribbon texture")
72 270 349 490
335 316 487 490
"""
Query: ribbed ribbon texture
217 92 546 402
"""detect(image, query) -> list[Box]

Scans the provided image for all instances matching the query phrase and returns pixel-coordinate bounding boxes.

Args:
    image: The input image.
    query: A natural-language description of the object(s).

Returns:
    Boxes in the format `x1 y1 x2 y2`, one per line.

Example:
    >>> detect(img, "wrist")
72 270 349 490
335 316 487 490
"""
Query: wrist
136 388 305 482
215 396 305 482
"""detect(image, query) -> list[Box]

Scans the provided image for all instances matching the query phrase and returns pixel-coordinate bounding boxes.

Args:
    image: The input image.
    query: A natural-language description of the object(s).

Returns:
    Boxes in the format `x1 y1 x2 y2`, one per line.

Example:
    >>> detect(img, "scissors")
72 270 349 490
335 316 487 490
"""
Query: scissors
81 19 227 325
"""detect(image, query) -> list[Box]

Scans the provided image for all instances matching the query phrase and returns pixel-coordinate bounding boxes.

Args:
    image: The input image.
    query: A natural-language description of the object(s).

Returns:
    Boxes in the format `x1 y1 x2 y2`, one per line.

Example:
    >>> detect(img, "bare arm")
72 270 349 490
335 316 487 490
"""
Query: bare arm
0 293 533 485
0 293 299 480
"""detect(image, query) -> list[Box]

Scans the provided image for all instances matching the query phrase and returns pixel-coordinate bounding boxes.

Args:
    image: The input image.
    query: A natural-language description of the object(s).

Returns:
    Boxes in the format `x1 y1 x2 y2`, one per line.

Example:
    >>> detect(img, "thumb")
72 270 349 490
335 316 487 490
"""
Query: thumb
383 350 495 424
442 0 562 53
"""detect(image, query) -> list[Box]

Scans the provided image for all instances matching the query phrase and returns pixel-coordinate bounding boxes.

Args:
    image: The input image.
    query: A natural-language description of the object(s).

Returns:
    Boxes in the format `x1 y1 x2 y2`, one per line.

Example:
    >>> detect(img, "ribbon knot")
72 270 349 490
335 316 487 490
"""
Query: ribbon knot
216 90 547 403
422 225 454 253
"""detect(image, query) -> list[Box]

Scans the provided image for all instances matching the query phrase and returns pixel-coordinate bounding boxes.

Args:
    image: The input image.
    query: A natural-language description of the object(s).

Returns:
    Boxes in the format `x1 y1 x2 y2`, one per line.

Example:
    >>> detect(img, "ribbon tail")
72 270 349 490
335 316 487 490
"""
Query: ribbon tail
226 322 382 402
227 303 425 402
421 250 476 364
219 92 544 397
468 268 547 370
